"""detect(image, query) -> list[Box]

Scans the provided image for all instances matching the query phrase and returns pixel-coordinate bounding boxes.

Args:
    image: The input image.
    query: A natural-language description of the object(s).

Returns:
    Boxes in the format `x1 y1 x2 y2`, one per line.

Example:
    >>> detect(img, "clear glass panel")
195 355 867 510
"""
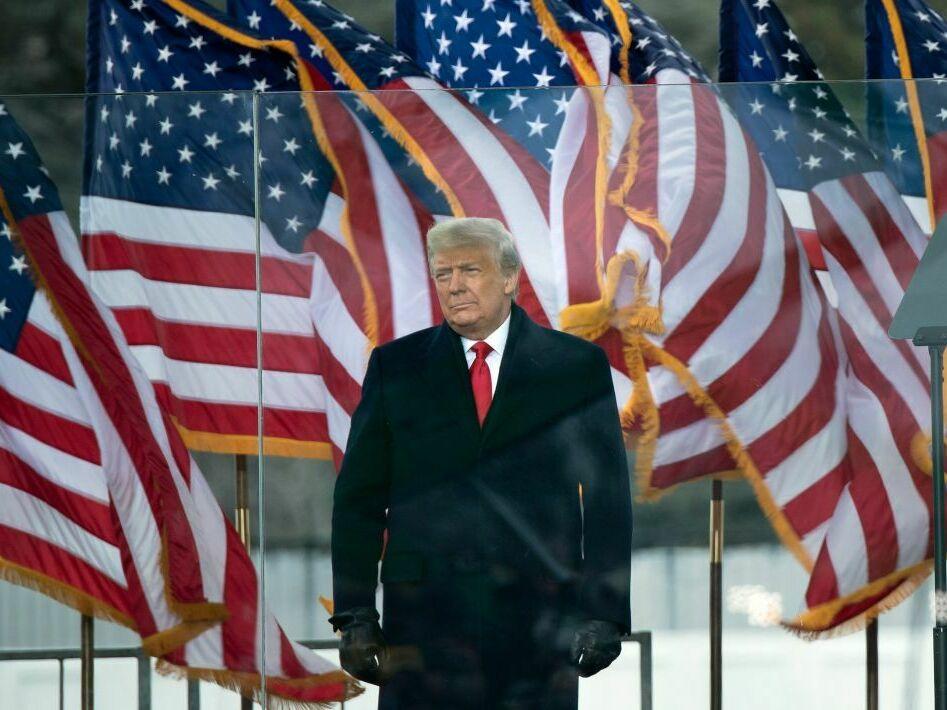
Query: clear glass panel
1 76 944 709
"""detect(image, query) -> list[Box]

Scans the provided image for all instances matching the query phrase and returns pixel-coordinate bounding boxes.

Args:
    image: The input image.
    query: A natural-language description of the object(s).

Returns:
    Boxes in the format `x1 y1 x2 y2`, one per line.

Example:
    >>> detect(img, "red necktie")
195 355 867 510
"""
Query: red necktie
469 341 493 426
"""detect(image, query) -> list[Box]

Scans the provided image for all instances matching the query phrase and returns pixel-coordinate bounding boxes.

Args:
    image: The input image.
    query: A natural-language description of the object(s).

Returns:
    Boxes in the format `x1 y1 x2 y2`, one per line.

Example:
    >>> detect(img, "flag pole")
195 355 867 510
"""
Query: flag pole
235 453 253 710
81 614 94 710
929 342 947 710
710 478 724 710
867 619 878 710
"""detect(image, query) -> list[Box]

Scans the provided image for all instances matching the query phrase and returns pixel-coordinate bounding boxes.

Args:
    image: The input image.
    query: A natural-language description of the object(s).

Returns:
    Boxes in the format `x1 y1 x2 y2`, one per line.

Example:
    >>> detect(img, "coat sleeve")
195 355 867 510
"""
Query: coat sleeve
331 348 391 612
577 347 633 634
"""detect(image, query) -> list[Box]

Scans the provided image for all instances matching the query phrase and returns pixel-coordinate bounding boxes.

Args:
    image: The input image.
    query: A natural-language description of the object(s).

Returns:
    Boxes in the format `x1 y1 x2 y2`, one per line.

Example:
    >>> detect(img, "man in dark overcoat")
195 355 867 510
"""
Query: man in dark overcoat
328 217 633 709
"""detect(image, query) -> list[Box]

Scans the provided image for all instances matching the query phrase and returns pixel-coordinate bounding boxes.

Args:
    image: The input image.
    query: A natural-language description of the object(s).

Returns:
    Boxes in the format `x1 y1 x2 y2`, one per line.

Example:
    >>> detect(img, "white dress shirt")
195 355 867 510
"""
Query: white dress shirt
460 310 511 397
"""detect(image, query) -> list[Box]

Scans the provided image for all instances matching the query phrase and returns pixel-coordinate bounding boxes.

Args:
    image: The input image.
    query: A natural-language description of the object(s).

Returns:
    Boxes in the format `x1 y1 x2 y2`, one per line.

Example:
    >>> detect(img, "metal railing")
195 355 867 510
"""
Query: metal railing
0 632 652 709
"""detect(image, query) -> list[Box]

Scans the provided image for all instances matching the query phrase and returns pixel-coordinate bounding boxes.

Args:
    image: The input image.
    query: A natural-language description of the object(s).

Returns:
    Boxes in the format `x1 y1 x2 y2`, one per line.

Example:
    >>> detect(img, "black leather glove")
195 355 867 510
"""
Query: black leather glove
569 620 622 677
328 607 388 685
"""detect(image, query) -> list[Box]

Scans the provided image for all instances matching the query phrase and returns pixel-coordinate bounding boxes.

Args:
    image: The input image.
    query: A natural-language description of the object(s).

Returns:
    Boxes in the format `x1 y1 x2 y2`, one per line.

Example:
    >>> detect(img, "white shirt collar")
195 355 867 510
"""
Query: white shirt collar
460 309 512 358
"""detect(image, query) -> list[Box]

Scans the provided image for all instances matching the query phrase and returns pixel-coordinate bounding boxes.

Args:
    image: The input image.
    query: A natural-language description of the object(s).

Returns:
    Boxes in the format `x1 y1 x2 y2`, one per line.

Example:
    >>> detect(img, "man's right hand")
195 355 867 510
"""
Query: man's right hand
328 607 388 685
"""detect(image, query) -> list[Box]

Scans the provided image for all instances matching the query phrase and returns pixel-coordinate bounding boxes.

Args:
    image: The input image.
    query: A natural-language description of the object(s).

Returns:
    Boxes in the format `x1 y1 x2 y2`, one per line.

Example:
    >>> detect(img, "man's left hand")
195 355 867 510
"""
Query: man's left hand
569 620 622 677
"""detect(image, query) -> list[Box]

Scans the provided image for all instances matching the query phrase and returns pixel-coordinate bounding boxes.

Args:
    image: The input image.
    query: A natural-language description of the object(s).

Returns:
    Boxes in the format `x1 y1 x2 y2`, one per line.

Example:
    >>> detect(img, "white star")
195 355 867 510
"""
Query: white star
426 57 442 77
753 0 770 8
175 14 190 28
237 119 253 135
300 170 317 187
451 58 469 81
9 255 27 275
749 99 764 115
553 93 570 115
108 132 120 150
157 45 173 63
5 142 24 160
202 173 220 190
23 185 42 203
514 39 535 64
238 52 256 67
253 78 271 92
331 19 350 29
636 36 651 49
533 66 554 88
749 51 763 68
804 154 821 170
782 49 799 63
843 125 857 138
143 19 157 35
131 62 145 81
466 87 483 104
220 93 237 105
203 61 221 78
422 6 436 28
247 11 262 29
514 0 531 12
812 107 827 119
355 42 373 53
488 109 502 124
925 40 941 53
286 215 302 233
470 34 491 59
454 9 474 32
918 10 931 22
808 129 825 143
105 57 114 74
592 6 606 20
895 97 909 113
120 160 133 178
124 111 138 128
139 138 153 157
203 132 221 150
267 183 285 201
642 61 658 78
0 299 10 320
526 114 548 137
145 93 158 108
892 144 906 162
379 65 396 79
121 35 132 54
109 8 117 25
309 43 324 58
265 106 283 122
483 0 497 10
488 61 509 85
178 145 194 163
772 125 788 141
436 31 452 55
507 89 527 110
283 138 300 155
939 108 947 121
840 148 856 161
172 73 190 91
755 22 768 38
497 13 517 37
225 164 241 180
781 72 798 82
99 105 109 123
0 223 11 240
156 166 171 184
814 86 828 100
784 29 798 42
187 101 205 119
131 0 145 10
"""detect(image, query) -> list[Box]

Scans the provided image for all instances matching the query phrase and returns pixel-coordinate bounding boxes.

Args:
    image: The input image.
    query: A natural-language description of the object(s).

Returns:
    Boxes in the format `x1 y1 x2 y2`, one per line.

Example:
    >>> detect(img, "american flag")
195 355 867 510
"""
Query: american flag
720 0 934 635
0 105 356 705
83 0 380 463
228 0 560 329
866 0 947 229
541 4 880 630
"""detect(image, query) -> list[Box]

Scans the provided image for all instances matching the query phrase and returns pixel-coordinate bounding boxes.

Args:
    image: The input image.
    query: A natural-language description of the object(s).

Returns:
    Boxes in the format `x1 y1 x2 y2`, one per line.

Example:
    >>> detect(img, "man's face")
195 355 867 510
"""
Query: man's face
431 244 517 340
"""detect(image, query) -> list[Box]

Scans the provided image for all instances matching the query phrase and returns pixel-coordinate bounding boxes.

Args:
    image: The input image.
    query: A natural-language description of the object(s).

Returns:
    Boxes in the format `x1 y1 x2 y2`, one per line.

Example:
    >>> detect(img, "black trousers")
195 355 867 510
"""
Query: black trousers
378 570 579 710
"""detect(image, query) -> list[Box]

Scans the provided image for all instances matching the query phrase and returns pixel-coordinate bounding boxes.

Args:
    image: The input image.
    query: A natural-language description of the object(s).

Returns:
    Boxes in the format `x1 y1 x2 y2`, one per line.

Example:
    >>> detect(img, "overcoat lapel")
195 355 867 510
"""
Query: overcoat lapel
423 319 482 451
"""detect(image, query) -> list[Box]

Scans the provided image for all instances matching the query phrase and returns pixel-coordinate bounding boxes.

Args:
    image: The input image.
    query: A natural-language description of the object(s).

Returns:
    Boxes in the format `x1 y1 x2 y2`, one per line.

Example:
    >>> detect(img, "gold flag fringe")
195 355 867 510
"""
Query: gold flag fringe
786 561 932 640
156 660 363 709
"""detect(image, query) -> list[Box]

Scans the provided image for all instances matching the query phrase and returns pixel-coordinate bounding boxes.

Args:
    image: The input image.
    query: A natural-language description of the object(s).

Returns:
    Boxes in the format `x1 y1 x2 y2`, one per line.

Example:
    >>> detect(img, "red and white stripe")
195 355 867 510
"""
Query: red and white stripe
596 73 850 571
16 207 352 703
789 171 933 633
